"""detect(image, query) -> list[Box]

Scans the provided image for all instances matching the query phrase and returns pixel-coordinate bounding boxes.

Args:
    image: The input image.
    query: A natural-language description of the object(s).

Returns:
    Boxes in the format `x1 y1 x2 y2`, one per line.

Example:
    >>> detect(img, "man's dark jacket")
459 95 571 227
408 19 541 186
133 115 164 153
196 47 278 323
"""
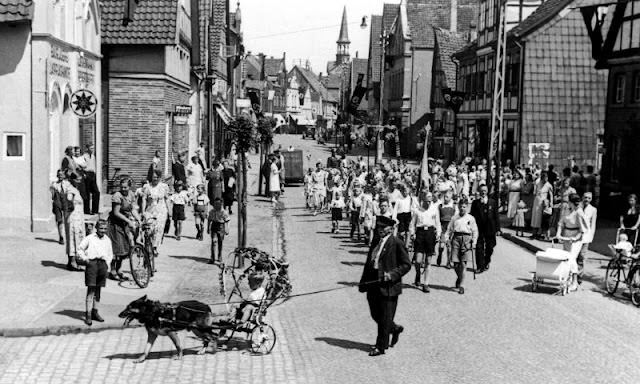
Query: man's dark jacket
359 235 411 296
172 161 186 184
470 198 500 236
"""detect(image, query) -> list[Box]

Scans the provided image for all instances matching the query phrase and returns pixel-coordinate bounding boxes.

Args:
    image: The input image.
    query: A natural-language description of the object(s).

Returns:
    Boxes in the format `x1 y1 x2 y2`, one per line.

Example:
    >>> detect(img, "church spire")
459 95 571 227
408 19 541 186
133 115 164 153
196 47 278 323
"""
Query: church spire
336 6 350 64
337 6 350 44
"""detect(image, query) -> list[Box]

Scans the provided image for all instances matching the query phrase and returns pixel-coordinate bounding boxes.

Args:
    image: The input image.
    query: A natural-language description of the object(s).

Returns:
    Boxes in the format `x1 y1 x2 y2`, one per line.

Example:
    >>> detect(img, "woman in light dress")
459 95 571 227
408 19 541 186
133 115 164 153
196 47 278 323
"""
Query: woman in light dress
556 193 588 292
507 171 523 219
65 175 86 271
269 156 281 202
141 169 170 256
531 171 553 240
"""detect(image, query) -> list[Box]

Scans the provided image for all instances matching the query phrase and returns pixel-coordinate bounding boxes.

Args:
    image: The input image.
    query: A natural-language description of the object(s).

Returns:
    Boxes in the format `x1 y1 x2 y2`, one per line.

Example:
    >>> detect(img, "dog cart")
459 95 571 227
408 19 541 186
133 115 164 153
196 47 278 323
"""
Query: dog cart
531 243 574 295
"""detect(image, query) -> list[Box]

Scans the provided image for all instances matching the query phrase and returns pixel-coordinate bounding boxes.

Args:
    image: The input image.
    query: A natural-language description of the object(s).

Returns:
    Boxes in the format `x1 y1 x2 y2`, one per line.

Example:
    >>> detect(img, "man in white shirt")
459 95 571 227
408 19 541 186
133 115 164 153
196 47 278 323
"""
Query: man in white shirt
409 192 442 292
77 220 113 326
445 199 479 294
578 192 597 286
82 144 100 215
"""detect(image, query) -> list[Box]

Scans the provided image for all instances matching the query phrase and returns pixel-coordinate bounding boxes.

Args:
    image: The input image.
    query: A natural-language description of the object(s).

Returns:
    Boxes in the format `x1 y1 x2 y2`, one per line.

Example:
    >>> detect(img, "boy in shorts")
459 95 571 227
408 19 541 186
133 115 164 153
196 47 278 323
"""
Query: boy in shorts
445 198 478 294
170 181 190 241
193 184 209 241
207 197 230 264
233 273 266 325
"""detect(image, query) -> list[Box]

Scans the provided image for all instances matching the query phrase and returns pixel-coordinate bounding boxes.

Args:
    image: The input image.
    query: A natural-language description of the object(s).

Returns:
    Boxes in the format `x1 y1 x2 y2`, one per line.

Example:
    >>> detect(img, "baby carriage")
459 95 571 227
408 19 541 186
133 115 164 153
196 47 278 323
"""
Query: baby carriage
531 240 577 295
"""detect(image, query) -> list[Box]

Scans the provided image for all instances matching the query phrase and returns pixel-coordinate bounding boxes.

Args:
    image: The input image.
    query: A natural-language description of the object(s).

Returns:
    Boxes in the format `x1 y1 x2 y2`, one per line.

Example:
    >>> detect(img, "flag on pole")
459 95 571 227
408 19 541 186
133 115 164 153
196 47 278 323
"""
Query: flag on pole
420 122 431 190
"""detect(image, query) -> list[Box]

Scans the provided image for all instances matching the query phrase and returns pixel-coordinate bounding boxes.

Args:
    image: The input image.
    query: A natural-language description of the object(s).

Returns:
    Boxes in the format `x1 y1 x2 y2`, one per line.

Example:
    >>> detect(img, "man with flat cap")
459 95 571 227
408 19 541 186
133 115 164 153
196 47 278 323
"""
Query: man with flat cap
359 215 411 356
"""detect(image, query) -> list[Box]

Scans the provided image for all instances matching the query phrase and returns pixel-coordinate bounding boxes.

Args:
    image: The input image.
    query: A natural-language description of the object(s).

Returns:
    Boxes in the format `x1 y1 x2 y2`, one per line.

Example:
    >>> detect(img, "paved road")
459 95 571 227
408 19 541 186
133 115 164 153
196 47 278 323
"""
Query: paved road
2 135 640 383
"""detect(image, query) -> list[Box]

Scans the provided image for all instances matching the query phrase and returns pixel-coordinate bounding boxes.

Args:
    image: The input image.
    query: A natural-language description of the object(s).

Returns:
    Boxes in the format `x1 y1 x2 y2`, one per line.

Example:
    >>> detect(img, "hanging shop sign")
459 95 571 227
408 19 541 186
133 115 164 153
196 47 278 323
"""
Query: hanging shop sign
174 105 192 114
69 89 97 118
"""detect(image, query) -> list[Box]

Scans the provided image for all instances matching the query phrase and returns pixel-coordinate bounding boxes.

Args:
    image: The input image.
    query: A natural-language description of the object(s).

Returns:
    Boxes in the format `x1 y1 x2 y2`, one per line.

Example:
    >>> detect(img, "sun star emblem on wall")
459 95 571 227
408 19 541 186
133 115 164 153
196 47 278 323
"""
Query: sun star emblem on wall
70 89 97 118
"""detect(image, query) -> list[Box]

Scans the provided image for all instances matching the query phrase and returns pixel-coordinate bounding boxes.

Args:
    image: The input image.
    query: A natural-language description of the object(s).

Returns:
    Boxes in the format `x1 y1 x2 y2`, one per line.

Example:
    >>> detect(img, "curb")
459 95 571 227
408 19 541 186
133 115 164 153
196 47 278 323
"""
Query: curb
0 323 143 338
501 233 543 254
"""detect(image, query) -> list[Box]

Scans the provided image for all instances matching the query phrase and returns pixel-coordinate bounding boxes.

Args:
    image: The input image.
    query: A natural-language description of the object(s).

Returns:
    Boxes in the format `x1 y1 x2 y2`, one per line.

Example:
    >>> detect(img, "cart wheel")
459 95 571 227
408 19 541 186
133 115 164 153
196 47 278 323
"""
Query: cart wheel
605 260 621 295
249 324 276 354
629 267 640 307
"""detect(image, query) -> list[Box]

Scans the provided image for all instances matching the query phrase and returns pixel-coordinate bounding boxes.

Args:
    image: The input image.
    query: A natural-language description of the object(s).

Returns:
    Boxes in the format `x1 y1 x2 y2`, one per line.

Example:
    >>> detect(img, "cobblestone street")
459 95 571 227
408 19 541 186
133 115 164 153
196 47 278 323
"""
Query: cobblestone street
1 136 640 383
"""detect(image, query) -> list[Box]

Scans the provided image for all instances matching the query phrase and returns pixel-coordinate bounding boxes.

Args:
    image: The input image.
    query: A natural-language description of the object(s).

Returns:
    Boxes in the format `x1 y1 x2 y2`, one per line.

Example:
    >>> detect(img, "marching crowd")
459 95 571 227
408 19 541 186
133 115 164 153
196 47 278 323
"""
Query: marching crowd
301 149 606 295
50 143 236 325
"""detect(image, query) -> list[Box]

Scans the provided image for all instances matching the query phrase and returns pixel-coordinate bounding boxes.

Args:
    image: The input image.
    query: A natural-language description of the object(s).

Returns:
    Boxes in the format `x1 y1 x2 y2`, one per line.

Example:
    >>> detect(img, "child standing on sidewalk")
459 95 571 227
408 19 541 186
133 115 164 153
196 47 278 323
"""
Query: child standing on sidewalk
207 197 230 264
77 220 113 326
349 186 363 240
193 184 209 241
170 181 190 241
513 200 528 237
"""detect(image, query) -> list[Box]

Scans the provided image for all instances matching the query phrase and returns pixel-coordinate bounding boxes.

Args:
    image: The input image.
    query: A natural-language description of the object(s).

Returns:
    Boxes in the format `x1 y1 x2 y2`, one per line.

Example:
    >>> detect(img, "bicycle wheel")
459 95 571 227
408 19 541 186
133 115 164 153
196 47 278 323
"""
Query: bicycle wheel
130 244 151 288
629 267 640 307
249 324 276 354
146 242 156 277
605 260 620 295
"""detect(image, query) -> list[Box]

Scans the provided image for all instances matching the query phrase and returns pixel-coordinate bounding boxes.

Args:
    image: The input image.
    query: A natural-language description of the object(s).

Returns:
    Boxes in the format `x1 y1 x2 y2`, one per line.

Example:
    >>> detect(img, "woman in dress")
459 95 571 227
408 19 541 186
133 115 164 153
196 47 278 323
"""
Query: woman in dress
409 192 441 293
65 174 86 271
557 194 588 292
507 171 523 219
530 171 554 240
108 177 139 280
222 160 236 214
207 159 224 202
620 194 640 239
187 155 205 191
141 169 170 257
269 156 281 202
521 173 535 225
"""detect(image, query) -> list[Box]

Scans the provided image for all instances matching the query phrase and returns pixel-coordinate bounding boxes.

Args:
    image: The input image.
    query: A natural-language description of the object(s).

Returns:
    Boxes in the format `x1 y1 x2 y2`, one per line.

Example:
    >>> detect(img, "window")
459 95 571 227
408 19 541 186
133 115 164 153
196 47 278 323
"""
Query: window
609 136 622 183
3 133 25 160
634 72 640 102
614 74 626 104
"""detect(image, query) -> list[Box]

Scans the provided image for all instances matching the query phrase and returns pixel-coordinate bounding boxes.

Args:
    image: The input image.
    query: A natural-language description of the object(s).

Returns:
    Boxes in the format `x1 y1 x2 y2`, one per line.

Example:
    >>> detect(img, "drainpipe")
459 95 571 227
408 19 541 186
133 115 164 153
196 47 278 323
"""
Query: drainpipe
30 21 34 231
451 53 460 158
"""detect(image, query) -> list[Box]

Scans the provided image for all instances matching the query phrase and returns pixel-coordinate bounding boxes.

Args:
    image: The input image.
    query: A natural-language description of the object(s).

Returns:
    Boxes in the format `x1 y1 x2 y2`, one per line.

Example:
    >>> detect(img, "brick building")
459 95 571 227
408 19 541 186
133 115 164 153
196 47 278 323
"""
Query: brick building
453 0 608 167
101 0 192 183
381 0 478 157
578 0 640 212
0 0 102 231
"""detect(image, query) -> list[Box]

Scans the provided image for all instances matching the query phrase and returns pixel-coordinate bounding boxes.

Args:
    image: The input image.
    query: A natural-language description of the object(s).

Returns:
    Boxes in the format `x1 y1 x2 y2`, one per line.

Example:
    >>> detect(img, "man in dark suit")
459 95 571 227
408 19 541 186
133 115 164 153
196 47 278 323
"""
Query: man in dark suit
470 184 500 272
171 152 187 190
359 216 411 356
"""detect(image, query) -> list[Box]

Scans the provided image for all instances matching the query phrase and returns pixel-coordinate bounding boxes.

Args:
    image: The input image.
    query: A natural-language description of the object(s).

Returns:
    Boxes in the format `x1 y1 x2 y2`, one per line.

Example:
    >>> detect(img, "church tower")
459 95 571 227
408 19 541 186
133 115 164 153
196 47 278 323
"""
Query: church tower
336 6 350 64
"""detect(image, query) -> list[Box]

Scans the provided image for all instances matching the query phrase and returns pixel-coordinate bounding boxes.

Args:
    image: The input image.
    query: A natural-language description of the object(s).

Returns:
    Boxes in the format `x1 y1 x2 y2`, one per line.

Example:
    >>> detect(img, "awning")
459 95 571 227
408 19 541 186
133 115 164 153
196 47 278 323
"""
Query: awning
215 104 232 125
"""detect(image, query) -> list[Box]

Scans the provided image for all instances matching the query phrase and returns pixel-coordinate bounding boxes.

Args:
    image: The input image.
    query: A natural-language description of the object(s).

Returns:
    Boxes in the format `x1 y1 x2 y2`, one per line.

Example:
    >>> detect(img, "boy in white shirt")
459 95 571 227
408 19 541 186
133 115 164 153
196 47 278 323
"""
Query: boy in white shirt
445 199 478 294
169 181 190 241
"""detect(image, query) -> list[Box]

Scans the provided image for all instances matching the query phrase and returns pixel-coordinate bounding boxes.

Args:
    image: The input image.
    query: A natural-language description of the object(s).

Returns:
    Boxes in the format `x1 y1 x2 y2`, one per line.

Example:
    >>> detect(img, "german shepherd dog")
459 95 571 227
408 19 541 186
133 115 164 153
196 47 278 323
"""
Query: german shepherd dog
119 295 217 363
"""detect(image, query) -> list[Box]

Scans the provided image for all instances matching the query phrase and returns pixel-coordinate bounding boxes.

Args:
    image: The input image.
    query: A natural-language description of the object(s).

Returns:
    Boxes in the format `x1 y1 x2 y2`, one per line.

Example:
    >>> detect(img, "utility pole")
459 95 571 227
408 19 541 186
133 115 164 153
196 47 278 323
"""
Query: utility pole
489 1 508 199
377 29 388 163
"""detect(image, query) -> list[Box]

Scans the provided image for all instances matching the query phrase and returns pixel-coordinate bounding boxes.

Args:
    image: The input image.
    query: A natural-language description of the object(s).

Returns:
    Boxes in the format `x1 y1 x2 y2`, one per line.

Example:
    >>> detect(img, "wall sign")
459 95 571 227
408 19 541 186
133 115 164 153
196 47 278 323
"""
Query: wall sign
70 89 97 118
174 105 192 114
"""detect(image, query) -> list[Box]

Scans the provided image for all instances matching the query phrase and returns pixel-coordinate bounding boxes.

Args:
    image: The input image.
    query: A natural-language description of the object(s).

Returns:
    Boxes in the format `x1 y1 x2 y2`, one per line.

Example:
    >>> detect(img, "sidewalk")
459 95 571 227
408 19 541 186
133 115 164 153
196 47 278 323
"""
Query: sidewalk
0 152 273 337
499 214 618 264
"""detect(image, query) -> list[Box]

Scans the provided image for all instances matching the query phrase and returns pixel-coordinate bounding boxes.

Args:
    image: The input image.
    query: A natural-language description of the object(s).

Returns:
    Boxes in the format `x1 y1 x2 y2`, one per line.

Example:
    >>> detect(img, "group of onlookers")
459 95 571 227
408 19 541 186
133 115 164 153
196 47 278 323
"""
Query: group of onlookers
50 144 100 271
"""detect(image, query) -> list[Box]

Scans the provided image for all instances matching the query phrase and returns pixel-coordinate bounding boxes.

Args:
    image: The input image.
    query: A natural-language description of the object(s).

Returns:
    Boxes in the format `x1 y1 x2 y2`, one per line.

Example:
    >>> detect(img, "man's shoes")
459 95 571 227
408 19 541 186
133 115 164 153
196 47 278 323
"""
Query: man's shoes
207 260 216 265
476 267 484 274
84 313 92 326
58 237 64 245
67 264 82 272
91 309 104 322
458 287 465 295
422 284 430 293
176 236 181 241
484 264 490 271
368 347 385 356
390 325 404 347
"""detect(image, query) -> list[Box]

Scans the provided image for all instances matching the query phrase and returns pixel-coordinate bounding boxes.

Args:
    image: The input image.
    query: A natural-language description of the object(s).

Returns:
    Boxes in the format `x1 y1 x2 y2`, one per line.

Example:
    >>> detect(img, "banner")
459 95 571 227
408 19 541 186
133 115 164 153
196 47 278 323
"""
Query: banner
247 90 263 117
348 73 366 115
420 122 431 189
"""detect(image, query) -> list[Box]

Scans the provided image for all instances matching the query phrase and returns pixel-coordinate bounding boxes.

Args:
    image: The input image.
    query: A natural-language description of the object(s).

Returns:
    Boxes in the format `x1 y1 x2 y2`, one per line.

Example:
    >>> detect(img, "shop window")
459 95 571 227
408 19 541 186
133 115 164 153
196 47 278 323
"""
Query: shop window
3 133 25 160
614 74 626 104
634 72 640 102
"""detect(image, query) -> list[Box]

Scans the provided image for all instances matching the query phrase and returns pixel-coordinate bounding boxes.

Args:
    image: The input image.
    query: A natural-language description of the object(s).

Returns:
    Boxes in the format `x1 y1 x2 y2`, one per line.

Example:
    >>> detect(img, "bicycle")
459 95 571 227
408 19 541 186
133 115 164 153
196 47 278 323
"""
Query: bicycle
604 229 640 306
129 217 157 288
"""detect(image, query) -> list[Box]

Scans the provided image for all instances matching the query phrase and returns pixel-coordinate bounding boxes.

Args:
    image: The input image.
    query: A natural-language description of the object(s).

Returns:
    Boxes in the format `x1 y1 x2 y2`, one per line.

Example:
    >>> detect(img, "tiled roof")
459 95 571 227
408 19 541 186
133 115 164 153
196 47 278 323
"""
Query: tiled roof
210 0 227 74
368 15 383 83
196 0 212 65
294 66 336 102
243 54 261 79
405 0 479 48
264 58 284 77
510 0 574 38
0 0 33 23
351 58 368 87
457 0 479 32
434 28 467 87
101 0 178 45
382 3 399 31
244 79 266 90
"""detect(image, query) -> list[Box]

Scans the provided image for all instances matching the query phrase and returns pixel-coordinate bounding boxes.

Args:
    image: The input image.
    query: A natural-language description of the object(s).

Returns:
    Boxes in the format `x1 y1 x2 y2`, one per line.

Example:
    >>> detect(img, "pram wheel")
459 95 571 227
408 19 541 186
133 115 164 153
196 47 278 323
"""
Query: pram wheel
249 324 276 354
629 267 640 307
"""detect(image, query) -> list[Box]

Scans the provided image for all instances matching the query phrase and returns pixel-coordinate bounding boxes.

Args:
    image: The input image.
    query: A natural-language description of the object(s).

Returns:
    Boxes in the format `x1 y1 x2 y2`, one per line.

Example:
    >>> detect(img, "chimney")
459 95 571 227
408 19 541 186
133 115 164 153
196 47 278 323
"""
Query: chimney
468 22 477 42
356 51 359 58
450 0 458 32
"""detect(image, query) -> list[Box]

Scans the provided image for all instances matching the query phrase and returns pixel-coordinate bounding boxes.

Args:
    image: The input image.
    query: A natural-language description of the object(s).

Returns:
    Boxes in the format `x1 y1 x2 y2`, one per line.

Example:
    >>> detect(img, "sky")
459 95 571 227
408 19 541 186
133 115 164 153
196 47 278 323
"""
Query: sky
239 0 396 75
